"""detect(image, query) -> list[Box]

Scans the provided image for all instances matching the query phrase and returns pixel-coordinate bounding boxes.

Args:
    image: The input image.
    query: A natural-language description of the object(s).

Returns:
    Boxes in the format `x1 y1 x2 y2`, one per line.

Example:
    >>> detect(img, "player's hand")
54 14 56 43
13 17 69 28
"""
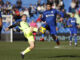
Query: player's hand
5 28 9 31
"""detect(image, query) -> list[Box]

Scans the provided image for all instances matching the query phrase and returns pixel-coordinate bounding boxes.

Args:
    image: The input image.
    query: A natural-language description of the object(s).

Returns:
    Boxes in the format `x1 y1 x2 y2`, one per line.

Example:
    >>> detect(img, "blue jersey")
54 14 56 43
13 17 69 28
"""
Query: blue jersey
59 11 64 18
67 17 77 34
41 9 59 35
68 17 77 27
41 9 58 26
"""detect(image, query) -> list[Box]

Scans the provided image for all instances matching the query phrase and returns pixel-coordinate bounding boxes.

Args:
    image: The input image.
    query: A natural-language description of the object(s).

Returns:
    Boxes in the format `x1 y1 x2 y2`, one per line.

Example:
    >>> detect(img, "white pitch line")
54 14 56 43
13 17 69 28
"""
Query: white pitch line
35 45 80 50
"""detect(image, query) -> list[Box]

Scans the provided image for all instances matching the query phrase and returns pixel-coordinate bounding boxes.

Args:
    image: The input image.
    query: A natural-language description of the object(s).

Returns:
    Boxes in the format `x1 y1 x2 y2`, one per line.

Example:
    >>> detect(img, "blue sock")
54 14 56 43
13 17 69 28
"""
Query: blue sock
74 35 77 44
70 35 72 41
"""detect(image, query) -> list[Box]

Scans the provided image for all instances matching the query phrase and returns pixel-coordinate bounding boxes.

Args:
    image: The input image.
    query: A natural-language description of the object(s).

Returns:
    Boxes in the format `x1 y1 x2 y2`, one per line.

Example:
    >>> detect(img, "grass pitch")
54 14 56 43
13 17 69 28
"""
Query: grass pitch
0 41 80 60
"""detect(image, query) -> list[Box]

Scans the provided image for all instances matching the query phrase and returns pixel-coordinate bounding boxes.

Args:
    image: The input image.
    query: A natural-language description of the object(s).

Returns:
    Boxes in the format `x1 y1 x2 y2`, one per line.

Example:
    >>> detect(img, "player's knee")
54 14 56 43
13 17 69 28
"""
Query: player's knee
30 44 35 49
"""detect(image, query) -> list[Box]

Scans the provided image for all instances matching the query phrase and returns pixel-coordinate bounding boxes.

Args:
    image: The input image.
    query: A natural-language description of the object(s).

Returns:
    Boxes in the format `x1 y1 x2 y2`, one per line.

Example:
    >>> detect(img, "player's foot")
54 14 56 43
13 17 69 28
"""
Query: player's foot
57 41 60 45
75 44 78 47
21 52 24 59
54 46 60 48
75 43 77 47
69 41 72 46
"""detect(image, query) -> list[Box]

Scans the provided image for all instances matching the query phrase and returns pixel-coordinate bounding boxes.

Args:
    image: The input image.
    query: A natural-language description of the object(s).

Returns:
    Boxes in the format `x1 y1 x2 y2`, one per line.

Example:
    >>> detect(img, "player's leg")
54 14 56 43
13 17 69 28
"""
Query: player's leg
50 26 60 45
46 25 60 45
74 28 77 46
21 41 34 59
51 34 60 45
69 34 73 46
69 28 73 46
21 41 35 55
74 34 77 46
21 34 35 59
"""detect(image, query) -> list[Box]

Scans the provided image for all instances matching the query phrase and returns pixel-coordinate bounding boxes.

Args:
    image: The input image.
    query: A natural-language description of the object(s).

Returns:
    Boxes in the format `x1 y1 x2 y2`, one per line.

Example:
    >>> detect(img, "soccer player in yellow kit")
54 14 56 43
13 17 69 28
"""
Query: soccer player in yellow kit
5 14 38 59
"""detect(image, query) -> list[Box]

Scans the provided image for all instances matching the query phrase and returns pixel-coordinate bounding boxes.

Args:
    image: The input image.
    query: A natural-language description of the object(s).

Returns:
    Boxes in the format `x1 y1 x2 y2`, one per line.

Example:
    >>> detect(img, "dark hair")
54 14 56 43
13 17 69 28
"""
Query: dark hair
66 14 70 18
47 3 52 6
21 14 27 18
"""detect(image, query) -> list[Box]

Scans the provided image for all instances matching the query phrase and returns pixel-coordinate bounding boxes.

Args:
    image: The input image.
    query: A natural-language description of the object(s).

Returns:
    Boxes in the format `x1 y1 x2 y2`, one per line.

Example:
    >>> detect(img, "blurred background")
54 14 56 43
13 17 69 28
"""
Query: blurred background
0 0 80 42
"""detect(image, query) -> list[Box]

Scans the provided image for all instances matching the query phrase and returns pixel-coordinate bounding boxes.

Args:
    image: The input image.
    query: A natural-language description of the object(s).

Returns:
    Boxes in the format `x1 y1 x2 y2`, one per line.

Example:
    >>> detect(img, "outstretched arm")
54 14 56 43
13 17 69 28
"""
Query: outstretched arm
5 22 20 31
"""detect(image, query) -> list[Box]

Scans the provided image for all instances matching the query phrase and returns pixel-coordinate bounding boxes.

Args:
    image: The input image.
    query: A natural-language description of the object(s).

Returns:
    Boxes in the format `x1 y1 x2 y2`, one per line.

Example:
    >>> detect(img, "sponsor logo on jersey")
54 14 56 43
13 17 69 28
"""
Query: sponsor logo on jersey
46 14 54 17
71 20 76 23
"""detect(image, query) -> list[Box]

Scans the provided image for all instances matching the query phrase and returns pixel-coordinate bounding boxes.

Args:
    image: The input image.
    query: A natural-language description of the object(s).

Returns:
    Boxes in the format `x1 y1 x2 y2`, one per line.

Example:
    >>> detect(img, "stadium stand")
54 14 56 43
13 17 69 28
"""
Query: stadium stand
1 0 80 34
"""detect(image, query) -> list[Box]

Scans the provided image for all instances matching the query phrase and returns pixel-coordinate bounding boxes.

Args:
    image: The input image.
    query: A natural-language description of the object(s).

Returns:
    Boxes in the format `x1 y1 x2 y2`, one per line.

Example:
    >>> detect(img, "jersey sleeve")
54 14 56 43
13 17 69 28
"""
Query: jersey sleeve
8 21 20 29
67 18 71 25
41 13 46 21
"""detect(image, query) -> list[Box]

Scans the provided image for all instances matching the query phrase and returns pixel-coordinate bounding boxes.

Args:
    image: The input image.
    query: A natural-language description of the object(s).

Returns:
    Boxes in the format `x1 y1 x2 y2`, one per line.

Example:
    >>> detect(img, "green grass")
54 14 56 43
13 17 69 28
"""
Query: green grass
0 41 80 60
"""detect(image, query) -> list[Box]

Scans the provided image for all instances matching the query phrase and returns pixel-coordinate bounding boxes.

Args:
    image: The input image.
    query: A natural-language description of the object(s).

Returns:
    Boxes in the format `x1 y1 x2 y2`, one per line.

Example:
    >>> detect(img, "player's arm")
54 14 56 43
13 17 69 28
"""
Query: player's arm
5 22 20 31
67 18 72 27
40 13 46 22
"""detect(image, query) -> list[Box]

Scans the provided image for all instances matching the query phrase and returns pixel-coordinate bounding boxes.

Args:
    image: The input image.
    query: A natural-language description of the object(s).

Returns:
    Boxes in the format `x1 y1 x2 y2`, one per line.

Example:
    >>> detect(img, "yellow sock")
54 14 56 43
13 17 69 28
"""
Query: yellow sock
22 47 31 55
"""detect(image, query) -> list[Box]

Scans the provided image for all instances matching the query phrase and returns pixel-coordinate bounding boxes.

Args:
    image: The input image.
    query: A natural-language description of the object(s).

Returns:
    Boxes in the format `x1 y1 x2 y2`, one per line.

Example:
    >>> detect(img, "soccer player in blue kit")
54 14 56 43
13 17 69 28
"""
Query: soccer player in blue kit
67 13 78 46
40 3 60 46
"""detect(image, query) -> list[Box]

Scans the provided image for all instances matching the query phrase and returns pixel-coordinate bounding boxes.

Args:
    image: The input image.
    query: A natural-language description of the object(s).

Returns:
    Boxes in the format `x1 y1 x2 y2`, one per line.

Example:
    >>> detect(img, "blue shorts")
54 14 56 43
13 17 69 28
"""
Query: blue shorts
70 27 77 35
46 25 57 35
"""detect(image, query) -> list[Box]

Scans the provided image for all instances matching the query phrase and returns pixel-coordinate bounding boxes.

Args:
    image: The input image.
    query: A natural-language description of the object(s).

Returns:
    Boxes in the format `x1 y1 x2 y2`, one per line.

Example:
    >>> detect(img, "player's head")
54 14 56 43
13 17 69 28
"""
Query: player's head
46 3 52 10
21 14 27 21
72 12 75 18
